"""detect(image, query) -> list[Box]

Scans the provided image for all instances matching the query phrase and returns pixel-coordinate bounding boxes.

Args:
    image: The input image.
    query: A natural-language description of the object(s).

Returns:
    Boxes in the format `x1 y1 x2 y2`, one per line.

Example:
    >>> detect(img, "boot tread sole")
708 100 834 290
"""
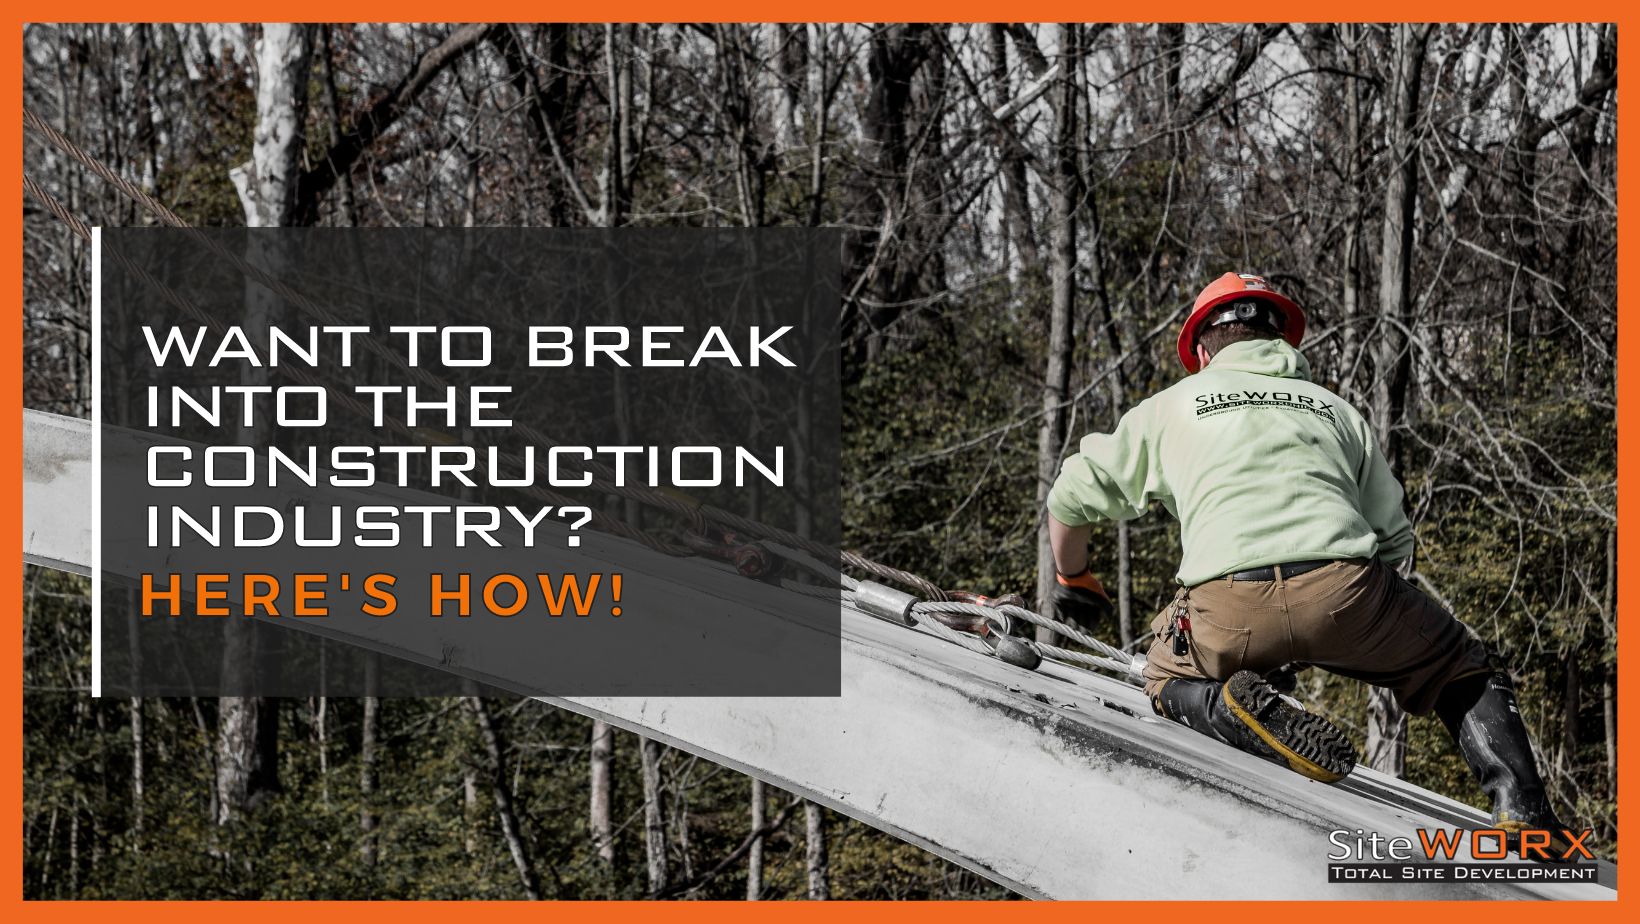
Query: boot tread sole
1222 671 1357 784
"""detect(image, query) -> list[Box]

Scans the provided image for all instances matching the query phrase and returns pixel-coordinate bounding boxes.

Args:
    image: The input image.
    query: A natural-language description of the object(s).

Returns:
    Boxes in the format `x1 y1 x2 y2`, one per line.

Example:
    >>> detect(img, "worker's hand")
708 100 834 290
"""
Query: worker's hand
1051 568 1114 625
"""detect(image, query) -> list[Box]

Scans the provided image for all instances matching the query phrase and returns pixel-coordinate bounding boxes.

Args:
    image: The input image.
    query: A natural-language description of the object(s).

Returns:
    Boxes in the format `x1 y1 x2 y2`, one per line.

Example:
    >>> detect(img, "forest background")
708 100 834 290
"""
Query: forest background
21 21 1617 898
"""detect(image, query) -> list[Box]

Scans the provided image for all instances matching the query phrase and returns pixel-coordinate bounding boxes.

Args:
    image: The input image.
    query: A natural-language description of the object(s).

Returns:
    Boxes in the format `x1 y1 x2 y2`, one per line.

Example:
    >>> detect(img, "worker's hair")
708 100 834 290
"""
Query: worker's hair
1197 321 1280 358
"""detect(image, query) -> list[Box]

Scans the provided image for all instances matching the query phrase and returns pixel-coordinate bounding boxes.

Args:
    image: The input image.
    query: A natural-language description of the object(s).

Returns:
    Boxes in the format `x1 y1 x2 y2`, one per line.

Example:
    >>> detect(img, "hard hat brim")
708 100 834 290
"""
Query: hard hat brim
1176 289 1307 373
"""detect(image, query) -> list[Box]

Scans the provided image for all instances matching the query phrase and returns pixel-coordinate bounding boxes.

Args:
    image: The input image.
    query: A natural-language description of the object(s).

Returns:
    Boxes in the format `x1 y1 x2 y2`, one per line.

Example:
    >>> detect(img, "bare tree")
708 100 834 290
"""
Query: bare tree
215 22 314 830
589 720 615 863
1032 24 1083 642
640 735 670 893
1364 23 1434 777
359 656 379 866
804 802 829 900
746 777 765 899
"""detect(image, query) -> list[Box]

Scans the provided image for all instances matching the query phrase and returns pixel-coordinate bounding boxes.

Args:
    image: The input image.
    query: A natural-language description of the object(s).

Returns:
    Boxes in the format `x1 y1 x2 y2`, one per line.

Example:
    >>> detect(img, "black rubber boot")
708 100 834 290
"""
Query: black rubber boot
1152 670 1357 783
1436 671 1577 859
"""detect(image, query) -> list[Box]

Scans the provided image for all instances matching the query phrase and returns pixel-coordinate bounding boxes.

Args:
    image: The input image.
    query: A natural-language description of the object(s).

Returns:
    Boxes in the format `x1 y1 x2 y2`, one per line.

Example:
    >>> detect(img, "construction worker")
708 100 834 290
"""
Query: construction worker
1045 272 1569 845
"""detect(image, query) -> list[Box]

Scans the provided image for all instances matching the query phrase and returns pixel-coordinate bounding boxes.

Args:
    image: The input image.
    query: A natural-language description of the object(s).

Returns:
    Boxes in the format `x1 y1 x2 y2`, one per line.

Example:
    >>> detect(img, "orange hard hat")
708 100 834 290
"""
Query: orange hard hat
1176 272 1306 373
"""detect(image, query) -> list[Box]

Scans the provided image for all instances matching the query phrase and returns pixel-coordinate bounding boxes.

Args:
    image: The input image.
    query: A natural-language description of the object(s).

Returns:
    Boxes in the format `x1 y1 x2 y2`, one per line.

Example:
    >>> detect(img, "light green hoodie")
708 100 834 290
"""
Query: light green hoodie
1047 338 1413 586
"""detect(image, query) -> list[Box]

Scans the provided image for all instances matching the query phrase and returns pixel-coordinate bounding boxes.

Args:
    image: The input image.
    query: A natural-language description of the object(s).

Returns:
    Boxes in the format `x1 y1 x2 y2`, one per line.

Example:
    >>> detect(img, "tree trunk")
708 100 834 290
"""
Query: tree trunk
463 766 479 856
68 808 79 895
746 778 765 899
1033 24 1081 644
216 22 313 829
230 24 313 228
852 25 931 364
771 25 807 152
582 24 634 877
317 25 358 225
1338 23 1365 366
1115 522 1133 647
1364 23 1431 777
589 720 615 863
1086 171 1131 647
213 696 279 825
129 698 143 843
491 24 577 228
359 655 379 867
673 761 695 886
315 695 329 809
987 24 1039 277
600 23 635 226
804 801 829 899
640 735 669 893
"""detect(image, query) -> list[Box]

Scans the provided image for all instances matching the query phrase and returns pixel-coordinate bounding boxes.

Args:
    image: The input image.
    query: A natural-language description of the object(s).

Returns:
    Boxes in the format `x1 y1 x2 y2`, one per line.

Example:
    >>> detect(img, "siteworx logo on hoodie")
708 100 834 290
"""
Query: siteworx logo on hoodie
1193 389 1337 422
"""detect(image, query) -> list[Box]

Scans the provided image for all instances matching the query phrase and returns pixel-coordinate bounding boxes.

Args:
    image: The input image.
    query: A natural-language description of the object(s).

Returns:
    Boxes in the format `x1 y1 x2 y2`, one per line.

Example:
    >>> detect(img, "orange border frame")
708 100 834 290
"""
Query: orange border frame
5 5 1632 916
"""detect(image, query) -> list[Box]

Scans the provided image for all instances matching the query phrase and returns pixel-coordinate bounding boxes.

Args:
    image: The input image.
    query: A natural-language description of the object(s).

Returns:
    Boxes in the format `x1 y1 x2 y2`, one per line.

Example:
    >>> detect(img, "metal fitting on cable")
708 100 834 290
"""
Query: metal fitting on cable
853 581 919 625
991 635 1043 671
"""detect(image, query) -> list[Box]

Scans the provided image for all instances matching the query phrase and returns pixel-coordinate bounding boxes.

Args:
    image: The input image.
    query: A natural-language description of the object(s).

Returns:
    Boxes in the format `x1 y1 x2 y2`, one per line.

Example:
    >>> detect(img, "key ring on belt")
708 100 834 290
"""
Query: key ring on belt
1170 591 1193 657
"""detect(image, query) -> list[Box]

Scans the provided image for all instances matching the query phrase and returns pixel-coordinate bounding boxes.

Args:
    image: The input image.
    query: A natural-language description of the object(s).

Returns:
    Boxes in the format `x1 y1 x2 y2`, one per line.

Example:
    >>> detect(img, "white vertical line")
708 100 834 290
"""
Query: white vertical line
91 227 102 698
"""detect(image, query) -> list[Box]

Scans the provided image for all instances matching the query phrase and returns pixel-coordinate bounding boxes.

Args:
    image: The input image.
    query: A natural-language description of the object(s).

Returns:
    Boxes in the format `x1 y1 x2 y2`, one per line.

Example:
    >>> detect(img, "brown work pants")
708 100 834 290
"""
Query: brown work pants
1141 558 1490 715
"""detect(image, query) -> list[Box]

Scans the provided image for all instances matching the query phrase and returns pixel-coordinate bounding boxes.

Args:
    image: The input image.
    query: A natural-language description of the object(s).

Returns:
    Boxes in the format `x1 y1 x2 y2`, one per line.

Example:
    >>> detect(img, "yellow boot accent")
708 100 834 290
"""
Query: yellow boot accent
1221 682 1346 784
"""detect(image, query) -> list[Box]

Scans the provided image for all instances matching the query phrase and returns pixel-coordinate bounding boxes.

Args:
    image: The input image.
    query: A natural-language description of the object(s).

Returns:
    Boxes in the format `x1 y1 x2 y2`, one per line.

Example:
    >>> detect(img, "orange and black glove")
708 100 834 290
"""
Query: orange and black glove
1052 567 1114 625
